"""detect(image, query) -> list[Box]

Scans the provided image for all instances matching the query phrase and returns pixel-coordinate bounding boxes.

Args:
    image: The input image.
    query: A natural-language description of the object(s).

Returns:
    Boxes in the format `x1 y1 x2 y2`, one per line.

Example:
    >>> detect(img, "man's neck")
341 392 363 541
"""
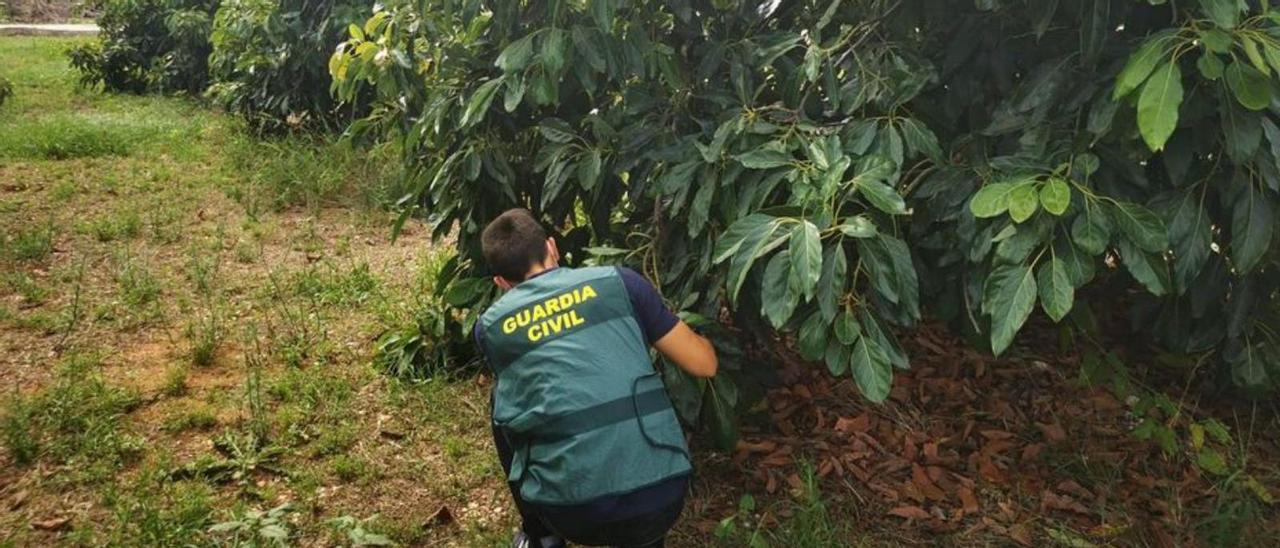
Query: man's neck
522 262 559 281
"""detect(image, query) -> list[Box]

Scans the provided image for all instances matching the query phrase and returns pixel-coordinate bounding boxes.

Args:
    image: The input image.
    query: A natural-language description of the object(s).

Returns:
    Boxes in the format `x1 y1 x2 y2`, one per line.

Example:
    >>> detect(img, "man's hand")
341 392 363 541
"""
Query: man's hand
653 321 717 378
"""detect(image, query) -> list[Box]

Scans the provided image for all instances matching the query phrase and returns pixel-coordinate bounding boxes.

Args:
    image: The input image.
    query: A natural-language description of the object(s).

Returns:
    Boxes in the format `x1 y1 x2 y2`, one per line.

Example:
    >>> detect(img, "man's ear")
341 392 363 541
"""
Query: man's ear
546 237 560 264
493 276 514 290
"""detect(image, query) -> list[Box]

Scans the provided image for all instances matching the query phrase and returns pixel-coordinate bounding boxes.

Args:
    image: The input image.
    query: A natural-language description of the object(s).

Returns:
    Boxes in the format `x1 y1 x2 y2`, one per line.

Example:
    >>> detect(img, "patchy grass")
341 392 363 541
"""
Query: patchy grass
0 35 507 547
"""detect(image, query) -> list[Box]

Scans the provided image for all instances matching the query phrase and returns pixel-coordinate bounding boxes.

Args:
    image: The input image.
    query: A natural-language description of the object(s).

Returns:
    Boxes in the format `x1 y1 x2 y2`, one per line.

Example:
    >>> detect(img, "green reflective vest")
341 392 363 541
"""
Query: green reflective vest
478 267 691 505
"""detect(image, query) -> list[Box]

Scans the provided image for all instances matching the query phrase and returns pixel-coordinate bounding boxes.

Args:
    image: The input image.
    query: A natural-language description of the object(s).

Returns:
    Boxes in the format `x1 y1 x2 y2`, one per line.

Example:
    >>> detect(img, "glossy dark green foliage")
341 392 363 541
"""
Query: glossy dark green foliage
68 0 219 94
208 0 376 132
331 0 1280 444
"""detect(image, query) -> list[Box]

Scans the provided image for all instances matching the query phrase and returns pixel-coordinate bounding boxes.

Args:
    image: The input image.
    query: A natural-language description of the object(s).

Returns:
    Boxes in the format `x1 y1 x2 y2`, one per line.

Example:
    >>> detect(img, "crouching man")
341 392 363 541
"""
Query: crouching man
473 208 718 548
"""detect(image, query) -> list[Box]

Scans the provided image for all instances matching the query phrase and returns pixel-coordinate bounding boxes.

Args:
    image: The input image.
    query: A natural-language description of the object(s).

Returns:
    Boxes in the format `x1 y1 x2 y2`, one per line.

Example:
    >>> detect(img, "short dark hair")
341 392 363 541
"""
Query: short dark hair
481 208 548 282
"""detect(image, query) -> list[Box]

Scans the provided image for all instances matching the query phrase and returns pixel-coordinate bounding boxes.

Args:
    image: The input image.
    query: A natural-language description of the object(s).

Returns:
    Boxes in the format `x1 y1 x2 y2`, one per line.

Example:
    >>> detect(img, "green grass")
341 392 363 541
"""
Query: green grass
224 137 404 215
0 35 511 547
163 407 219 433
82 207 143 242
163 365 190 397
2 354 142 477
116 256 163 307
3 223 55 261
0 38 217 162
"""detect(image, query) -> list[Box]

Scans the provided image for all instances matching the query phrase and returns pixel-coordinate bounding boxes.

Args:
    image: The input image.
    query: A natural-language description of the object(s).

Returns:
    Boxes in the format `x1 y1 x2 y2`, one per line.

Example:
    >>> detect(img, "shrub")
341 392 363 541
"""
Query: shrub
68 0 218 94
206 0 374 132
374 300 463 380
334 1 1280 440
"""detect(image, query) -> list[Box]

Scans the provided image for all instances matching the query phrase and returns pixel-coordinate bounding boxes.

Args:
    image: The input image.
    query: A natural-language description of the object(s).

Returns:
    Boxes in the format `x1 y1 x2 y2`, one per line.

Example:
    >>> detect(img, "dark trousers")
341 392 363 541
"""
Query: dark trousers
491 422 683 547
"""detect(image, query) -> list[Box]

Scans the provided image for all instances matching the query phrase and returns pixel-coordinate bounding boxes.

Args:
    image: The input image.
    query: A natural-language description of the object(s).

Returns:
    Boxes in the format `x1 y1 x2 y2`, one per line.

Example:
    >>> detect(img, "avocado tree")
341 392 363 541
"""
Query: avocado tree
331 0 1280 447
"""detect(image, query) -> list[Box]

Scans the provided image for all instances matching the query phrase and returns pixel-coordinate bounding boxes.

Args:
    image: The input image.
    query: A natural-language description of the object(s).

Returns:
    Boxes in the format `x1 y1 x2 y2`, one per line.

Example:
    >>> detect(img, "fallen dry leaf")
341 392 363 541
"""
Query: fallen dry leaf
1038 422 1067 443
834 414 870 434
888 505 930 520
1041 490 1091 515
958 487 980 514
9 490 29 511
31 517 70 531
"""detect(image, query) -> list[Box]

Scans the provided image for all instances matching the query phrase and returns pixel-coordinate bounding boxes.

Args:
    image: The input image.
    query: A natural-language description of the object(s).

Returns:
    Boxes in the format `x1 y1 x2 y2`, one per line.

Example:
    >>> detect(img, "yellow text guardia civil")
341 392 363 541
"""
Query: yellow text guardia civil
501 284 599 341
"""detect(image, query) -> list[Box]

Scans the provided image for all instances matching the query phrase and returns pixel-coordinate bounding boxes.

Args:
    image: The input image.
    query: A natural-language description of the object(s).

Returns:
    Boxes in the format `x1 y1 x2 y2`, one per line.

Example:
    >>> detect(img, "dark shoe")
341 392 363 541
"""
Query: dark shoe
512 531 567 548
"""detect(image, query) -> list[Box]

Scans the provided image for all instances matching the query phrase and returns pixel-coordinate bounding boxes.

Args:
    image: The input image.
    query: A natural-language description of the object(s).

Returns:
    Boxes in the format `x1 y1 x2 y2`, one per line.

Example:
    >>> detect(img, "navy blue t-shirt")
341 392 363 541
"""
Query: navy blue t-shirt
475 267 687 522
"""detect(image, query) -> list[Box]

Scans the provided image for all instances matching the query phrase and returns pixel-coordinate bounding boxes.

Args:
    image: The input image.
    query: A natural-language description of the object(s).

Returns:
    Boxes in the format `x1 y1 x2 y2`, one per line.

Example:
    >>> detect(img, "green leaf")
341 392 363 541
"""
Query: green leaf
837 215 877 238
1225 62 1272 111
995 221 1048 265
1195 448 1229 476
762 251 800 329
1055 238 1097 288
496 34 535 71
571 27 605 72
1118 239 1170 296
1203 418 1232 444
460 77 504 128
577 149 601 190
1039 178 1071 216
850 335 892 402
970 182 1017 218
444 277 490 306
1008 182 1040 223
735 146 793 169
824 337 850 376
688 178 716 238
347 23 364 41
503 77 526 111
857 179 906 215
1197 53 1224 80
1137 61 1183 151
789 222 823 301
1080 0 1109 65
982 264 1037 356
805 139 829 170
834 309 860 345
1163 191 1212 292
1110 201 1168 252
797 313 828 361
858 235 919 314
859 308 908 369
1088 97 1120 137
714 214 773 264
659 160 699 194
1244 476 1274 504
259 525 288 540
1199 28 1232 53
539 117 576 143
855 152 894 177
591 0 616 29
899 118 944 163
1114 36 1171 99
1221 100 1262 162
541 28 567 73
1242 37 1270 76
1263 43 1280 78
723 220 785 304
1199 0 1241 29
803 44 822 82
1231 190 1275 274
704 117 739 162
703 376 739 451
816 245 847 322
1037 258 1074 322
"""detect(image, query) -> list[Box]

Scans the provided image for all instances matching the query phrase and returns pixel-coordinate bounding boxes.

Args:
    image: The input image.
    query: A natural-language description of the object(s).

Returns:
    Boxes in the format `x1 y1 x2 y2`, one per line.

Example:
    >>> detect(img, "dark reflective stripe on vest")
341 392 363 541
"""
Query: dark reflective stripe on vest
529 388 670 442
